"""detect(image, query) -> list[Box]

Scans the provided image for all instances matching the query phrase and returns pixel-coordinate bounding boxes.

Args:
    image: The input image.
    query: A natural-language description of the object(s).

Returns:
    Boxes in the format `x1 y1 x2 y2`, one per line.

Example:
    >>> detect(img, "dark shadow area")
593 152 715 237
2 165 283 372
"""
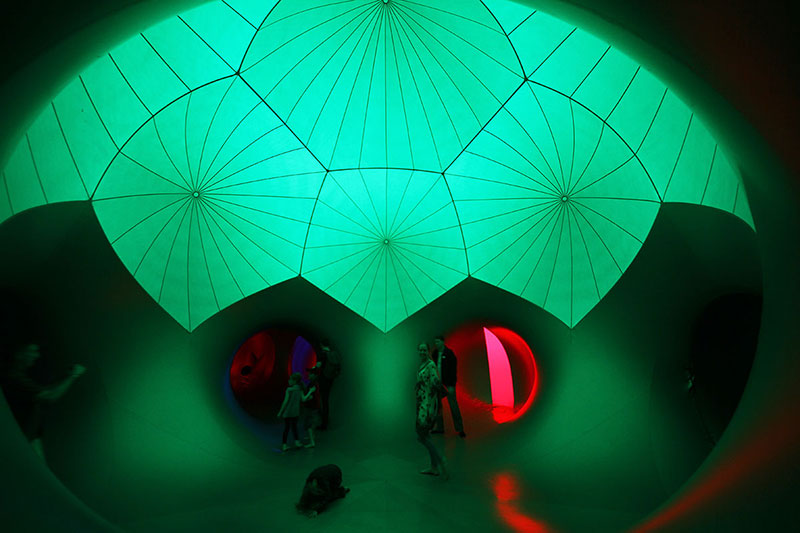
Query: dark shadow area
687 293 761 445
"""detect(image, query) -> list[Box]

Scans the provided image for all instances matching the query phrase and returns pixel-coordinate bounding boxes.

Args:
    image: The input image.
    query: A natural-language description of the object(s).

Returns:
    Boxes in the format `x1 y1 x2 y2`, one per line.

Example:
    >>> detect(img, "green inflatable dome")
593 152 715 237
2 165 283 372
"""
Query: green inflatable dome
0 0 753 331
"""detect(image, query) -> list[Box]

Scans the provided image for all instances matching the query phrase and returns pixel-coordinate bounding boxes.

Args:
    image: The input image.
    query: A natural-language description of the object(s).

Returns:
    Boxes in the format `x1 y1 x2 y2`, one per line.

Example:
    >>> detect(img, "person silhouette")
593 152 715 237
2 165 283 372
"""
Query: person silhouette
0 343 86 462
431 335 466 437
301 368 321 448
277 372 306 451
317 339 341 430
415 342 448 479
296 464 350 517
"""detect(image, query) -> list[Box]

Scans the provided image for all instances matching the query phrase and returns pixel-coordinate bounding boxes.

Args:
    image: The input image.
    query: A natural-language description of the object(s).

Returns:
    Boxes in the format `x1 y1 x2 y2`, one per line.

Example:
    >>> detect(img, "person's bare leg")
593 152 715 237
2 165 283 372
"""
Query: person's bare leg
438 456 449 480
417 432 441 475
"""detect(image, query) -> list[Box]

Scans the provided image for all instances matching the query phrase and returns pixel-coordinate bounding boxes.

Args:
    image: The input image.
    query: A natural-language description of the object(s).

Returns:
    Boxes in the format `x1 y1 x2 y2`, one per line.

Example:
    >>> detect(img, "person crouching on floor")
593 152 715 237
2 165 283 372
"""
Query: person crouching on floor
296 464 350 517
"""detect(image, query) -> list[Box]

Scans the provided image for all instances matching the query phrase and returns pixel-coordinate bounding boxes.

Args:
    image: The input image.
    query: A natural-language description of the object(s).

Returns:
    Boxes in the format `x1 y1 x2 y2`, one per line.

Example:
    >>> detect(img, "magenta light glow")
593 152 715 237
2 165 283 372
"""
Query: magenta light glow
488 326 539 423
447 324 539 427
484 327 515 421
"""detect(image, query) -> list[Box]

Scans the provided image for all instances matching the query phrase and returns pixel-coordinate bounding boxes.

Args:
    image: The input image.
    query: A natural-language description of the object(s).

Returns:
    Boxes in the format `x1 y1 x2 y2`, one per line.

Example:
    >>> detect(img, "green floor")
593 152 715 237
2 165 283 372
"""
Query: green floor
119 429 640 533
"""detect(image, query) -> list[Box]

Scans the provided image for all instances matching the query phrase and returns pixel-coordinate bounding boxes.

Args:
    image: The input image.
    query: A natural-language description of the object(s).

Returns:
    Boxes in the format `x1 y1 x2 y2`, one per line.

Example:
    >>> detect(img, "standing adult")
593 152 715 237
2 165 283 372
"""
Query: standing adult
415 342 448 479
0 343 86 462
431 335 466 437
317 339 341 430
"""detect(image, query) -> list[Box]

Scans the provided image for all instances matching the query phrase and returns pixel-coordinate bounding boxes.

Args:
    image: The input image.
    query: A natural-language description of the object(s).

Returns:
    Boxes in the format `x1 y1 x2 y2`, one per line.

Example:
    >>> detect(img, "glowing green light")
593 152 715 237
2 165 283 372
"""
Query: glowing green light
0 0 754 331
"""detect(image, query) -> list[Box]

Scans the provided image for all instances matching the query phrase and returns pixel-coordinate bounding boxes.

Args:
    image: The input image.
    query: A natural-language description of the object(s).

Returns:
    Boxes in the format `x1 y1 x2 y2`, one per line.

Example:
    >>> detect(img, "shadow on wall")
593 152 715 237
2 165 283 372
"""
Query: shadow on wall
688 293 761 444
647 291 761 497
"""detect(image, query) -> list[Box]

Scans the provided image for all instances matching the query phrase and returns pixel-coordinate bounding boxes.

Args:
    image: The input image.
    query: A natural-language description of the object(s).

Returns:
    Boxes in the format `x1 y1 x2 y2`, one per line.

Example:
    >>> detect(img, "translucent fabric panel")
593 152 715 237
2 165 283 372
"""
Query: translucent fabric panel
0 173 12 222
635 90 691 195
179 2 258 71
529 29 610 97
108 35 191 114
224 0 280 29
571 47 640 119
240 0 523 172
511 14 753 227
481 0 536 36
52 77 119 195
663 116 717 204
701 147 739 212
0 0 758 331
303 169 467 331
604 67 666 152
510 10 574 78
734 186 755 228
25 105 89 202
142 16 235 90
2 94 93 224
3 137 46 215
92 77 325 331
80 55 152 146
447 82 659 326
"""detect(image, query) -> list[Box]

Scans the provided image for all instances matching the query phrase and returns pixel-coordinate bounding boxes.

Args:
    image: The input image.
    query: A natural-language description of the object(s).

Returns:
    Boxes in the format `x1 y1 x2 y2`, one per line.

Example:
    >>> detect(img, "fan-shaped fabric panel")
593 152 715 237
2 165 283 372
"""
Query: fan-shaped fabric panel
140 16 237 90
2 108 88 217
303 169 467 331
0 0 756 332
0 74 120 221
0 2 260 227
92 77 326 330
507 1 753 228
447 82 660 326
240 0 524 172
178 2 258 71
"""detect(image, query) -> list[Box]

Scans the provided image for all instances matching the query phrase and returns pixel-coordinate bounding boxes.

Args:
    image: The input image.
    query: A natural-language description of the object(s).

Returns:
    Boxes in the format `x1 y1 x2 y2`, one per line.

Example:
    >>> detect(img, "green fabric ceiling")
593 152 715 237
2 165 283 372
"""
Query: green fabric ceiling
0 0 754 331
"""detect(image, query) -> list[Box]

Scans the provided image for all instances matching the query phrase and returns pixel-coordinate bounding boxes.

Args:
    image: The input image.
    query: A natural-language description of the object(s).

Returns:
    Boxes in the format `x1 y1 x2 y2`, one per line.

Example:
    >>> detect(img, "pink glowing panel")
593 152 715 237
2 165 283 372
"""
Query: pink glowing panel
487 326 539 424
484 327 515 420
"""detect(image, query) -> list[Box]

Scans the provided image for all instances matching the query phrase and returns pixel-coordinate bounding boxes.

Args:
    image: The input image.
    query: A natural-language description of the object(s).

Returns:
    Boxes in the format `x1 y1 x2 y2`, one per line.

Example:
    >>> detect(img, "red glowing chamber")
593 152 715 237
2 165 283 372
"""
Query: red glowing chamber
447 325 539 427
229 328 317 420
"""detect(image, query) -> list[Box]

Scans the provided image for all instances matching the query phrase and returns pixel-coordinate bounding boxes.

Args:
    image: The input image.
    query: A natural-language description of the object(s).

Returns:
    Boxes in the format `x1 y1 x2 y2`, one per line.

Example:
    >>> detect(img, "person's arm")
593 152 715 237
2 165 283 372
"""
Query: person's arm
37 364 85 401
301 386 317 402
424 363 441 390
429 364 446 397
278 388 290 414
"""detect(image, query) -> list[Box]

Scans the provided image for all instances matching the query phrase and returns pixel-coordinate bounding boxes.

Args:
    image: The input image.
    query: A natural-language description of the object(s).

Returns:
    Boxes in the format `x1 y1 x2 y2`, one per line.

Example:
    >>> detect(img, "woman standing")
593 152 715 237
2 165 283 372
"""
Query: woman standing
415 343 448 479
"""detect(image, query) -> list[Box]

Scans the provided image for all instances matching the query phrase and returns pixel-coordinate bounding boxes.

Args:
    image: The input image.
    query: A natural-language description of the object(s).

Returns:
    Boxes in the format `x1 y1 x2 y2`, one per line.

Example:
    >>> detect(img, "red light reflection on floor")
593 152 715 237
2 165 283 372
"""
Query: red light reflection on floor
491 472 553 533
630 406 800 532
